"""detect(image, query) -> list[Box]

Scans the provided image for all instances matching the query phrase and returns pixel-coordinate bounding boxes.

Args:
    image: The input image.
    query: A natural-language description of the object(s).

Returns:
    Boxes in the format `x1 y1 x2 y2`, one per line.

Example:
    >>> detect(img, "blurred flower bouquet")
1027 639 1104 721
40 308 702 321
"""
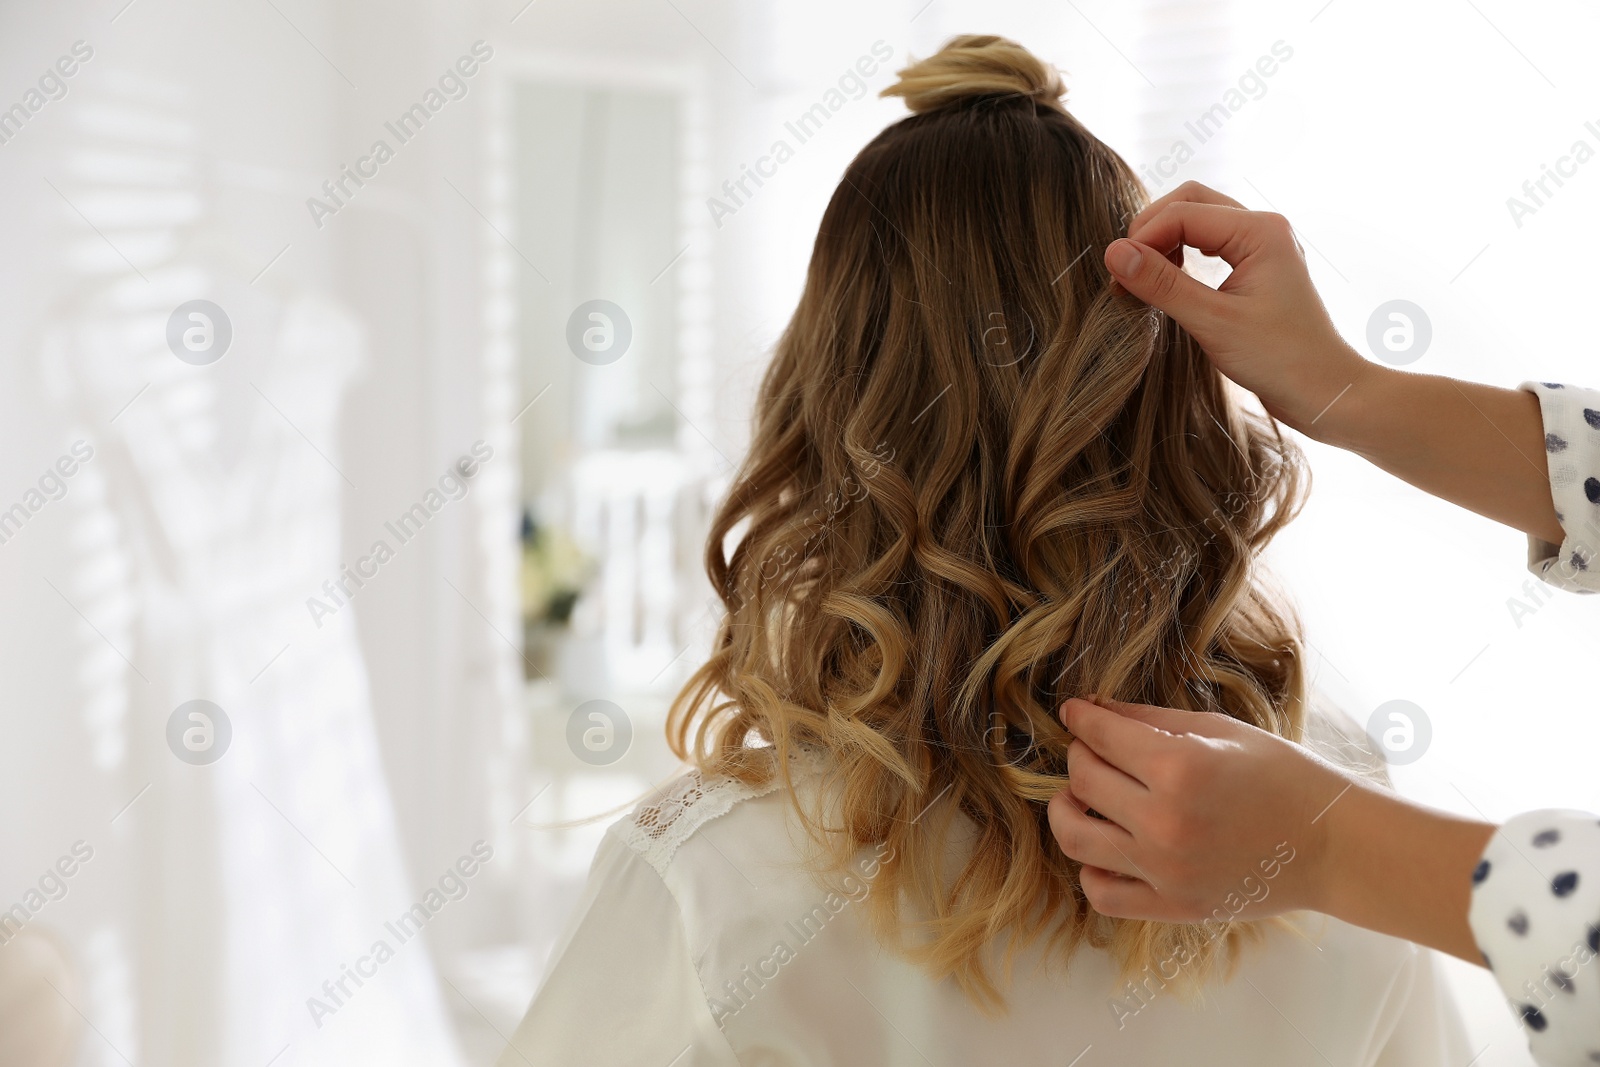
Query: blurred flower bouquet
520 508 592 680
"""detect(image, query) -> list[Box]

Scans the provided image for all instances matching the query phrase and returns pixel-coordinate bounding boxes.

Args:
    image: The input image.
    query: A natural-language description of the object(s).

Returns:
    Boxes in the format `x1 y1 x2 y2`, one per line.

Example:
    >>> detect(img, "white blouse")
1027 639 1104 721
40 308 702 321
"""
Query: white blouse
502 745 1469 1066
1464 382 1600 1067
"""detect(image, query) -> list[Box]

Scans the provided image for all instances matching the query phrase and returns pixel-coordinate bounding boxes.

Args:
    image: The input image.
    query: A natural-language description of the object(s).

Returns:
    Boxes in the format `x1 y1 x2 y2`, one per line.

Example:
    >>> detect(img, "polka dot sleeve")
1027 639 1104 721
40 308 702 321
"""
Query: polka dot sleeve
1520 382 1600 593
1468 810 1600 1066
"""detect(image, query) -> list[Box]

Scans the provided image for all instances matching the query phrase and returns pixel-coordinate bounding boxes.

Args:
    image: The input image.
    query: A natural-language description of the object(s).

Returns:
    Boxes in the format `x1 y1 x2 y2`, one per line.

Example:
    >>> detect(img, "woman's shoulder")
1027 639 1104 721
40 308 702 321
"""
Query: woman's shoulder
601 745 902 1037
610 744 833 879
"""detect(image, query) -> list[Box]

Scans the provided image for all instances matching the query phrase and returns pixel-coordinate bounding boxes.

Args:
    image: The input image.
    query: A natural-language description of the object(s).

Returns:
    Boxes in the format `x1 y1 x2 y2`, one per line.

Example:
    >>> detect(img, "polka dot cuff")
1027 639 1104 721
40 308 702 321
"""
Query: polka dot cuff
1468 809 1600 1065
1521 381 1600 594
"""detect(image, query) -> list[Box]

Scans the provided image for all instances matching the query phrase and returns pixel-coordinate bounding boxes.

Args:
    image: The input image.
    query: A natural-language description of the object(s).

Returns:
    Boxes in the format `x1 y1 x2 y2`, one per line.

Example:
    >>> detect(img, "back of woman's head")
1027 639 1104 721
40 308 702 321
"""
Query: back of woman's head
669 34 1308 1007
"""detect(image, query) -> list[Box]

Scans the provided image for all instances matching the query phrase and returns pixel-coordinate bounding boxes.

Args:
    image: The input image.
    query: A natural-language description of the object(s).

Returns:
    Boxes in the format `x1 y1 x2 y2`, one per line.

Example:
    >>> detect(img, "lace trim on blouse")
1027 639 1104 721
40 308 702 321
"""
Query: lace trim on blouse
617 746 830 876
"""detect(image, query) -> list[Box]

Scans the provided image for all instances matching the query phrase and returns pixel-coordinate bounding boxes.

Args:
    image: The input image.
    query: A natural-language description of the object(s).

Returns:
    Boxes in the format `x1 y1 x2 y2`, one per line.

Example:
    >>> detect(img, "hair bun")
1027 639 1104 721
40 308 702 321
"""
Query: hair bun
880 35 1067 116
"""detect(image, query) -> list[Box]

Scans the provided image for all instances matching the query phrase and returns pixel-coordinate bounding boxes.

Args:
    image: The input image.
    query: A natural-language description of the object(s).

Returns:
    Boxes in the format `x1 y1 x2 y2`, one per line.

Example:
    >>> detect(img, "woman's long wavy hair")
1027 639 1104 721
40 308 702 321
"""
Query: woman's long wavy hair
667 34 1309 1008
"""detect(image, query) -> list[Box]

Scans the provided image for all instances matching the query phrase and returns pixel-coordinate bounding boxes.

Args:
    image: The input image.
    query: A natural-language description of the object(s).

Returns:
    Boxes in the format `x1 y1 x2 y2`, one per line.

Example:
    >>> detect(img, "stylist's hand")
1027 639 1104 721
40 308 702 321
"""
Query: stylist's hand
1046 696 1352 923
1048 696 1496 962
1104 182 1369 435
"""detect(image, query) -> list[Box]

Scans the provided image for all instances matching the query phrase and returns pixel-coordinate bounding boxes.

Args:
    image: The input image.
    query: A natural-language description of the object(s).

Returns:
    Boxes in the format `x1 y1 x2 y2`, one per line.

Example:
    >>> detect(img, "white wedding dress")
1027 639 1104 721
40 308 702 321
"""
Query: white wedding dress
43 274 463 1065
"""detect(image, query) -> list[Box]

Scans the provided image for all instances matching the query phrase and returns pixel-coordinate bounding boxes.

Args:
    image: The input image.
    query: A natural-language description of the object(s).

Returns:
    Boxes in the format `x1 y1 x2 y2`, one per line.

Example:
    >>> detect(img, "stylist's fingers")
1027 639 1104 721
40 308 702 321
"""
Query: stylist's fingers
1047 790 1142 878
1103 238 1223 335
1077 864 1169 919
1127 201 1299 278
1092 696 1239 742
1060 698 1172 781
1065 736 1147 828
1129 181 1248 265
1130 179 1247 233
